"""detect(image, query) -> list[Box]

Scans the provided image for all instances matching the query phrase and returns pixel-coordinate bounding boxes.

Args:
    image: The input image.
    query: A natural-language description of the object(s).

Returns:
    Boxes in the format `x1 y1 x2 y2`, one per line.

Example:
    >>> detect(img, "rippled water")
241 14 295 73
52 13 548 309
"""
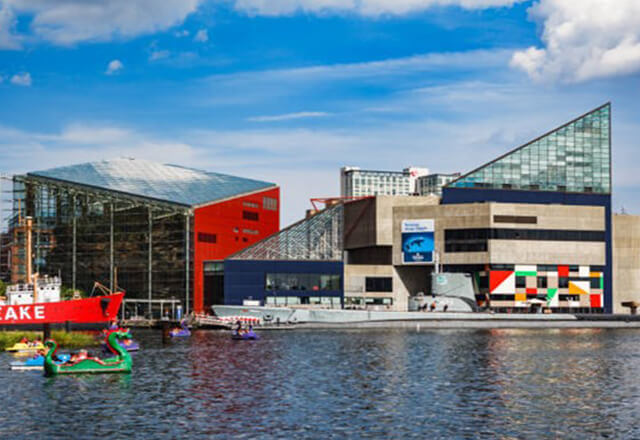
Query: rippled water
1 328 640 439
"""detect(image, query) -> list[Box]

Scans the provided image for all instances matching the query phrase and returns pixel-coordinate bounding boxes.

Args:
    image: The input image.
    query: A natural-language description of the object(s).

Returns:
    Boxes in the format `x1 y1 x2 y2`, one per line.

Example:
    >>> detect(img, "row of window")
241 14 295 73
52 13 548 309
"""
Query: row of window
241 197 278 212
514 276 601 289
265 273 341 292
445 228 605 242
445 228 605 253
265 296 341 307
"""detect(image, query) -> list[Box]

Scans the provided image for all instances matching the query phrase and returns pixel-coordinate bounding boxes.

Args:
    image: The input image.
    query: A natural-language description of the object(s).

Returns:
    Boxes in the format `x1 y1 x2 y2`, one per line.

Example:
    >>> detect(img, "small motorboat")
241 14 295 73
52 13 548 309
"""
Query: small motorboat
6 342 45 354
231 330 259 340
44 330 133 376
169 320 191 338
10 353 71 371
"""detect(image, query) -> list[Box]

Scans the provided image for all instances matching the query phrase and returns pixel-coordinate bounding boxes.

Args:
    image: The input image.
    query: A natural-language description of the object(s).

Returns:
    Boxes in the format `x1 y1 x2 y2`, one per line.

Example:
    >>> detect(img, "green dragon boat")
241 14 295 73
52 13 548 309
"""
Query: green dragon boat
44 330 132 376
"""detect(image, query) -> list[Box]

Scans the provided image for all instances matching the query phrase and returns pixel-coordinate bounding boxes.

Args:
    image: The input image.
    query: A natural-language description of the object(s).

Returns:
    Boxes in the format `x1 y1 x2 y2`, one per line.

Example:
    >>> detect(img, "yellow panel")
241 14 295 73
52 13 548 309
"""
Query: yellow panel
569 281 589 295
590 272 601 278
515 293 526 302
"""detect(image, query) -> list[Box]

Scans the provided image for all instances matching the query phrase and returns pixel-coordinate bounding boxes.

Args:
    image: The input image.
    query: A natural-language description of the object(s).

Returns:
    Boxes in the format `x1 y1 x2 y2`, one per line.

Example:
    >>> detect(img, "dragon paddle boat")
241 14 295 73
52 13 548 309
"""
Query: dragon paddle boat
101 327 140 352
43 330 132 376
169 320 191 338
11 353 71 371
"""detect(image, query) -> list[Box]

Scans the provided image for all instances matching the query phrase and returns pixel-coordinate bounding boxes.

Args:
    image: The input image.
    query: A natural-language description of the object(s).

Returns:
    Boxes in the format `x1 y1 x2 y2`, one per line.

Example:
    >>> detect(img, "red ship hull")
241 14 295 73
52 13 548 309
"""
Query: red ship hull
0 292 124 325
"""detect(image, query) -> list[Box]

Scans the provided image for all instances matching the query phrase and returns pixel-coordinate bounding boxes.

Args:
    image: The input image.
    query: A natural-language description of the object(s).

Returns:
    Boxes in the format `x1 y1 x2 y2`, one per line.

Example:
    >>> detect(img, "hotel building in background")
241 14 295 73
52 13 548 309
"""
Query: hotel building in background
340 166 429 197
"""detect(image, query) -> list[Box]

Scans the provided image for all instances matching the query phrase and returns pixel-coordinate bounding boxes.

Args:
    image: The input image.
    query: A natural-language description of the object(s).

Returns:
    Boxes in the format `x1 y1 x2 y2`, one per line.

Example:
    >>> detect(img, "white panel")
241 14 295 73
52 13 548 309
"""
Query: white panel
515 265 537 273
579 266 589 277
492 272 515 294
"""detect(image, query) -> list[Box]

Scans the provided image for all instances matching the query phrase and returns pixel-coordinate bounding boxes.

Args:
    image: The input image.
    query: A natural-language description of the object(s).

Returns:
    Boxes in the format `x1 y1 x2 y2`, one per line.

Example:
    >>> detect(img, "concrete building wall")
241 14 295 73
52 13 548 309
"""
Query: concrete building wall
344 196 439 250
613 214 640 314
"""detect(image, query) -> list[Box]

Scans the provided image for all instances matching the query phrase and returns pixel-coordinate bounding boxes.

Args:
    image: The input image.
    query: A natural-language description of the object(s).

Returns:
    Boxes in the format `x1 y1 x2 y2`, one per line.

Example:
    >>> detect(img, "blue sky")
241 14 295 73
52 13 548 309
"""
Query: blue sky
1 0 639 225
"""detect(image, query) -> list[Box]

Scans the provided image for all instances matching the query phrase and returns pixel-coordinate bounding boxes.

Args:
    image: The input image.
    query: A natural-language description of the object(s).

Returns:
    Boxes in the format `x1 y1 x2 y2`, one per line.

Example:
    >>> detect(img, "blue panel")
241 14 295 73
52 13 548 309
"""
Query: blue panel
29 158 275 207
224 260 344 306
442 187 613 313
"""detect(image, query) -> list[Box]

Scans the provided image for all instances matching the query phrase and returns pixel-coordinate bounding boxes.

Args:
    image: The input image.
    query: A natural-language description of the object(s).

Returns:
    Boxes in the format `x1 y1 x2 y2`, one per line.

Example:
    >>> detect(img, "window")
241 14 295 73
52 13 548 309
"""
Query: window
243 201 259 209
516 276 526 288
493 215 537 224
242 229 259 235
243 210 259 221
365 277 392 292
265 273 341 291
197 233 216 243
537 277 548 288
263 197 278 211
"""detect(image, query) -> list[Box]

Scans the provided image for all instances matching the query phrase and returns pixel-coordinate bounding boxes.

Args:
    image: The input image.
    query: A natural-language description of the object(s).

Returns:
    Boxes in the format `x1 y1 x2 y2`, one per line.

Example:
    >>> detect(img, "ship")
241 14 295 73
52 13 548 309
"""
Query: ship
0 216 123 327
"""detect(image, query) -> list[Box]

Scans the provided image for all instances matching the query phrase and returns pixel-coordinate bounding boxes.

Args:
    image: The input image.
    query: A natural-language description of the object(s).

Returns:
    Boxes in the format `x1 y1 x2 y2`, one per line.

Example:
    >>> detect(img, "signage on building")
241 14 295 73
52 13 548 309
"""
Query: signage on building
401 219 435 264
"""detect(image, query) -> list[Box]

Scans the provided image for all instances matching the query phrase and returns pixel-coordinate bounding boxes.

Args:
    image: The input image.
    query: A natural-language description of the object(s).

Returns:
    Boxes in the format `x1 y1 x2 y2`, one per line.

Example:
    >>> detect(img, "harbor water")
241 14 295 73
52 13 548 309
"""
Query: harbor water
1 328 640 439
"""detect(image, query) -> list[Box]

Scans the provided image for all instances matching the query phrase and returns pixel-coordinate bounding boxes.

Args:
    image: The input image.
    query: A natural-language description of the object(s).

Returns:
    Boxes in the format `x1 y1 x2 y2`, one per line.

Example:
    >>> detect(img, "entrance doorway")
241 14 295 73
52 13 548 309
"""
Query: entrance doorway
203 261 224 311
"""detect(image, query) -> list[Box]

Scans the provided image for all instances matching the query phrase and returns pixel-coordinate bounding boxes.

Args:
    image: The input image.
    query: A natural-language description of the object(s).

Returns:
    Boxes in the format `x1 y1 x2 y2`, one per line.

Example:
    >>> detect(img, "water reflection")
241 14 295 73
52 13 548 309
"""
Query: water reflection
1 328 640 439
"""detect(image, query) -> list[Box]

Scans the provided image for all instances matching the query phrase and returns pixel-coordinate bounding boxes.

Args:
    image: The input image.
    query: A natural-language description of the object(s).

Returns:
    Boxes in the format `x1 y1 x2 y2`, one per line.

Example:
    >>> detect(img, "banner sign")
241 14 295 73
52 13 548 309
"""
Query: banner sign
401 219 435 264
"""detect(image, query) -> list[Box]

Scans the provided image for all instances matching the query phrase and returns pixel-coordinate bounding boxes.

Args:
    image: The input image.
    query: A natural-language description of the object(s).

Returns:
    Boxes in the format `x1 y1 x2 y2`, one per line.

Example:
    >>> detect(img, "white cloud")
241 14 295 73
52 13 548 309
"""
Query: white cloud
149 50 170 61
193 29 208 43
233 0 523 16
511 0 640 82
0 3 20 49
248 111 331 122
10 72 31 86
1 0 202 46
105 59 123 75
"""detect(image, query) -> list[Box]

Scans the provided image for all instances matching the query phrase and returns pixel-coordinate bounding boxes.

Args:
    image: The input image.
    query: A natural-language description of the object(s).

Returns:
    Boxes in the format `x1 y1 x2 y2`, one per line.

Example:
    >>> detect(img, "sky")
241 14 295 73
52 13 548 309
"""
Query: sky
0 0 639 226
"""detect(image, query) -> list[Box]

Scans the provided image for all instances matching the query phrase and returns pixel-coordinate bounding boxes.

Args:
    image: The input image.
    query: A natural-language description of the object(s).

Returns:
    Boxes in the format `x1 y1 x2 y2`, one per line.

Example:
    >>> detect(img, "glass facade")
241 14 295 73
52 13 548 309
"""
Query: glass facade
232 203 343 261
12 176 194 313
449 104 611 194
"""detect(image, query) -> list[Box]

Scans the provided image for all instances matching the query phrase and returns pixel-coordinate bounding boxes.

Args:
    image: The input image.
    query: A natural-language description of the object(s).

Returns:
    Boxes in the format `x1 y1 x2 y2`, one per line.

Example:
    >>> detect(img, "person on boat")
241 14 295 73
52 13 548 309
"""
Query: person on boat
20 337 29 344
234 320 243 335
68 349 89 364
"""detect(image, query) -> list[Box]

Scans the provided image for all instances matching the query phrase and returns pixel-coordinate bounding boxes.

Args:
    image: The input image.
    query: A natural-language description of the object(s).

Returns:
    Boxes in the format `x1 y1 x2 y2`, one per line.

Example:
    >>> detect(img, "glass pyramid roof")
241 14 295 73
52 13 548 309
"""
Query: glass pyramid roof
448 103 611 194
28 158 276 207
231 203 343 261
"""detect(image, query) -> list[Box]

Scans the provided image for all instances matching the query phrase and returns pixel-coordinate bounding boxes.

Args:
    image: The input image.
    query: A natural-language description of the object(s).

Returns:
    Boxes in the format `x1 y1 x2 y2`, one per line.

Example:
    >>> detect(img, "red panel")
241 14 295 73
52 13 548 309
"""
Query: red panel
558 265 569 277
193 187 280 313
489 271 513 293
590 294 602 308
526 288 537 295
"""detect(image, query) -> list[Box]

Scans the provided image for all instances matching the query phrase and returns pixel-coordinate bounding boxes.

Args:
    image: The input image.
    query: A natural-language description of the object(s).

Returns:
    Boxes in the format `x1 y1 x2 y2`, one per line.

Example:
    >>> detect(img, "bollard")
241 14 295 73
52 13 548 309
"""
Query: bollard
43 323 51 341
65 320 71 333
161 320 170 345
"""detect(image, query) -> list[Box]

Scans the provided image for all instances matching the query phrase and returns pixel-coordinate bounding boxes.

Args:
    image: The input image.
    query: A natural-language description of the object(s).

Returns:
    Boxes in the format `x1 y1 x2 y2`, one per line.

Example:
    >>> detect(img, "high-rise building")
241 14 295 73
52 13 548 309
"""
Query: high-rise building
340 166 429 197
416 173 461 197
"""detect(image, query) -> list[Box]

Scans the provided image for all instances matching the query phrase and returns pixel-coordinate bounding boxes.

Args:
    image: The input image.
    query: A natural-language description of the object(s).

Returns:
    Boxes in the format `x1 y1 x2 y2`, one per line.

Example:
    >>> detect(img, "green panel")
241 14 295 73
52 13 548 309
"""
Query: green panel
600 275 604 290
449 104 611 194
546 288 558 302
515 271 537 277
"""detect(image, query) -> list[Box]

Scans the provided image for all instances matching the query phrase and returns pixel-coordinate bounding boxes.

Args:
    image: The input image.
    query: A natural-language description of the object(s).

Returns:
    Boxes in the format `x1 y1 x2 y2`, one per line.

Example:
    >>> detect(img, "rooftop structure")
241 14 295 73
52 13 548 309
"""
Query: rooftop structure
448 103 611 194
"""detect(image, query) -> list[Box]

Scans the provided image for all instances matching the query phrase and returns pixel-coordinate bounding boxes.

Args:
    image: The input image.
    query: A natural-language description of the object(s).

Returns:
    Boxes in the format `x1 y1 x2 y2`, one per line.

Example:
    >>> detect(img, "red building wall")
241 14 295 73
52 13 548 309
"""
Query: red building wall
193 187 280 313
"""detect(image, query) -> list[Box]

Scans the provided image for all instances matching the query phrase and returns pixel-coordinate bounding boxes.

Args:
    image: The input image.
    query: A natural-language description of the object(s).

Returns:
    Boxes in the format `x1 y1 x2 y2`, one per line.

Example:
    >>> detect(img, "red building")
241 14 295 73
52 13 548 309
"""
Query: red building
194 186 279 313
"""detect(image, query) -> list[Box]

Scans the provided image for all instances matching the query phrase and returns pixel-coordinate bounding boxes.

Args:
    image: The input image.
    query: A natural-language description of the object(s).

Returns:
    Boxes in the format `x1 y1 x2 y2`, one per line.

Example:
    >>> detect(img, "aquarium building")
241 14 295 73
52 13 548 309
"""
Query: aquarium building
225 103 621 314
11 158 280 316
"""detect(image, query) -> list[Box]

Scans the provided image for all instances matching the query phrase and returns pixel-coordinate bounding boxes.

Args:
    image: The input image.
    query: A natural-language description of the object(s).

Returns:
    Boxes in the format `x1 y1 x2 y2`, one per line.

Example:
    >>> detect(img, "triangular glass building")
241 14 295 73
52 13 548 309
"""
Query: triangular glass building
448 103 611 194
231 203 343 261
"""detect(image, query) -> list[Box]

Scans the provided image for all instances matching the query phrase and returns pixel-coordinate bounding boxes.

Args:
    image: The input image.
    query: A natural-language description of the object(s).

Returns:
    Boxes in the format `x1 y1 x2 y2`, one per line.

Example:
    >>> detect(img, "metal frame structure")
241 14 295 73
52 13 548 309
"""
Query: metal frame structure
231 203 344 261
11 174 194 316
